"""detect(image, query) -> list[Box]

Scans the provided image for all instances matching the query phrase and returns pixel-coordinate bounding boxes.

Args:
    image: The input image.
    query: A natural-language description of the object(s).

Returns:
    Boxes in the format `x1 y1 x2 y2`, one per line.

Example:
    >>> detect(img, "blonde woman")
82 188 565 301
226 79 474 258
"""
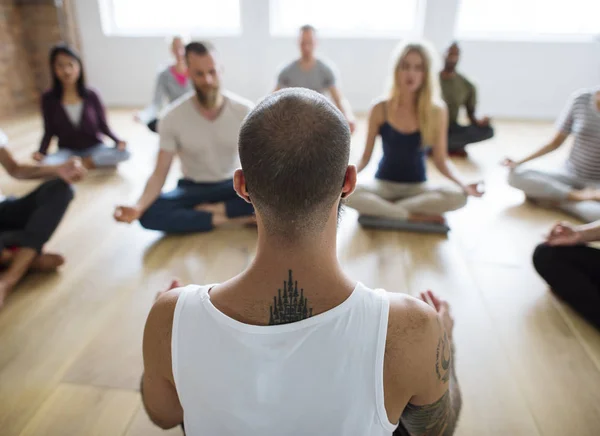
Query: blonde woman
346 41 483 229
136 35 193 132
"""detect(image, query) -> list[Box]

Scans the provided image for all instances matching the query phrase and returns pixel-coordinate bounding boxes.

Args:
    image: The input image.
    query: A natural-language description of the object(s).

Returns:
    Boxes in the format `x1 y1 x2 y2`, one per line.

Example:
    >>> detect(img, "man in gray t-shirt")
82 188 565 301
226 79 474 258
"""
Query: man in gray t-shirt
275 25 355 133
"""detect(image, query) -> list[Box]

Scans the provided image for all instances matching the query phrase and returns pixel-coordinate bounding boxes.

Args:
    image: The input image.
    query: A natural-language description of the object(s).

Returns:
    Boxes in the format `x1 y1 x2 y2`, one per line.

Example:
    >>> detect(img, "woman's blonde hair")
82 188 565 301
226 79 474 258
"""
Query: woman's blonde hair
388 40 444 147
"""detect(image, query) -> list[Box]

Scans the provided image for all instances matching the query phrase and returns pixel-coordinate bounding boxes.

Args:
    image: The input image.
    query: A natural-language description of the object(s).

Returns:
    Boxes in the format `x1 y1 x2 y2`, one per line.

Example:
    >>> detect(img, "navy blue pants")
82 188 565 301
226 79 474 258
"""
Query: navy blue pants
0 179 74 252
139 179 254 234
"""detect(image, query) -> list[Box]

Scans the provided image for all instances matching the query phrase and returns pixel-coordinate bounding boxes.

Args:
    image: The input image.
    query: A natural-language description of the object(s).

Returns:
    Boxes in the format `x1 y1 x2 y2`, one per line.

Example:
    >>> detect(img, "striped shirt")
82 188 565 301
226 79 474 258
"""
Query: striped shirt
560 88 600 181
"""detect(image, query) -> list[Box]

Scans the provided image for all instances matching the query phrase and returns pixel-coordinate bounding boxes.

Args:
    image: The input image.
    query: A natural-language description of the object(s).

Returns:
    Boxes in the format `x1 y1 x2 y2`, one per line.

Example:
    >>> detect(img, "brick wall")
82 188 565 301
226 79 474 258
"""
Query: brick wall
0 0 38 117
0 0 80 118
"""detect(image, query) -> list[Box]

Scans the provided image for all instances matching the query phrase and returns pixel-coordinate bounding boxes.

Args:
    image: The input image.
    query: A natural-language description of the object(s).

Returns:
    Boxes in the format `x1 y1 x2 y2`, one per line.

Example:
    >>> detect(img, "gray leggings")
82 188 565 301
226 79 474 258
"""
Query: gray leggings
508 166 600 222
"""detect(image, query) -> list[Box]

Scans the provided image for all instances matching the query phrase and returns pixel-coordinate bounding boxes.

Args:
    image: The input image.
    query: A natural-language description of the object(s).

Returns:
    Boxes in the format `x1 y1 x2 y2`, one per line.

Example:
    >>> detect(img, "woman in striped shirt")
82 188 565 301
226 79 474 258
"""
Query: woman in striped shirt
503 88 600 222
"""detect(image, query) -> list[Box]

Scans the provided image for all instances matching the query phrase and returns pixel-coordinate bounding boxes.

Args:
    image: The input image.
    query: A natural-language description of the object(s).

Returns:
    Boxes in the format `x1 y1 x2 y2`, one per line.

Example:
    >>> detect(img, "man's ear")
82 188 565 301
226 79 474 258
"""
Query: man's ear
341 165 357 199
233 169 251 203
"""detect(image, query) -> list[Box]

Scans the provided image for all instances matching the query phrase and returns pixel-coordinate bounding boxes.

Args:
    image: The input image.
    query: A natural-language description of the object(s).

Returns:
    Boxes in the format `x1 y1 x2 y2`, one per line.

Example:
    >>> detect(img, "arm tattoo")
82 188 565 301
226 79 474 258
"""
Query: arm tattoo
400 391 455 436
399 332 461 435
435 329 451 383
269 270 313 325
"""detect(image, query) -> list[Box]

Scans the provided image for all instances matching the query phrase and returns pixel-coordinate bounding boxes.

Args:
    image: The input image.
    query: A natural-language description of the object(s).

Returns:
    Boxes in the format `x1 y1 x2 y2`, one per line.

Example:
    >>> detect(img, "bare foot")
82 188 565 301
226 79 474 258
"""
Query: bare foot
568 188 600 202
526 197 560 208
82 156 96 170
0 280 15 310
195 202 226 215
0 249 13 266
29 253 65 272
408 213 446 225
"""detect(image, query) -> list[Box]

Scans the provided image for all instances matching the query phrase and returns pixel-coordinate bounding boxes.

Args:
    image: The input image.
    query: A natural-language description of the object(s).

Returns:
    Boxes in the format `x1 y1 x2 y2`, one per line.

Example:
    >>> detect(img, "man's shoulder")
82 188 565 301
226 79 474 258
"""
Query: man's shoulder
315 58 336 74
223 90 255 116
456 73 474 88
280 59 300 74
160 92 196 123
386 292 438 348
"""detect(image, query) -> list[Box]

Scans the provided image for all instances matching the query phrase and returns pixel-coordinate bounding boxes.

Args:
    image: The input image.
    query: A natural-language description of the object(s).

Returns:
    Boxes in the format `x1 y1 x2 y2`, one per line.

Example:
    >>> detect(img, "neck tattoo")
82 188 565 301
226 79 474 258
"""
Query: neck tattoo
269 270 313 325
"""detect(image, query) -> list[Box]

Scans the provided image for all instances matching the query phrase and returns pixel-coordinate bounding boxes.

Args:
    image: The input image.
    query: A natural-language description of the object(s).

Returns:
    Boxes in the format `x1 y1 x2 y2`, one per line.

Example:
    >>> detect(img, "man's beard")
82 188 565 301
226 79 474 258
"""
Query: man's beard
195 85 218 108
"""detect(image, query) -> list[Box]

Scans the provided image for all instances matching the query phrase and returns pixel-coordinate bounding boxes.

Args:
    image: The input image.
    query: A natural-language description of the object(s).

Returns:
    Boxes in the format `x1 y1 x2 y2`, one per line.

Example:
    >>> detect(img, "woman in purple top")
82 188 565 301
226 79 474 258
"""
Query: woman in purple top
33 44 130 169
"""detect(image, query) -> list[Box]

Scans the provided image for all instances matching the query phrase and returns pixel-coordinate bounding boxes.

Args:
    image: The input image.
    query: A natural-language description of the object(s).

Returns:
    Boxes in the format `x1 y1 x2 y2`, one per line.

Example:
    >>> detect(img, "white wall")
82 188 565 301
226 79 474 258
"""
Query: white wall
75 0 599 120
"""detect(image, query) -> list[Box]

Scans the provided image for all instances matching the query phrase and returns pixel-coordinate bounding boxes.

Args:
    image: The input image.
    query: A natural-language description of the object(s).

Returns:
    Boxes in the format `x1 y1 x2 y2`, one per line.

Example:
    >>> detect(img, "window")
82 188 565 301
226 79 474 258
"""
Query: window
270 0 421 38
456 0 600 40
101 0 241 36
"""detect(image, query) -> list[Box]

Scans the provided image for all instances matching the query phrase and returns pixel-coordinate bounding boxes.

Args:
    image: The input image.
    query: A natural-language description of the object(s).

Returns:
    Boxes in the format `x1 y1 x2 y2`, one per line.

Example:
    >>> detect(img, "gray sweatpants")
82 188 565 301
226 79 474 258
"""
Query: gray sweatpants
345 179 467 220
508 166 600 222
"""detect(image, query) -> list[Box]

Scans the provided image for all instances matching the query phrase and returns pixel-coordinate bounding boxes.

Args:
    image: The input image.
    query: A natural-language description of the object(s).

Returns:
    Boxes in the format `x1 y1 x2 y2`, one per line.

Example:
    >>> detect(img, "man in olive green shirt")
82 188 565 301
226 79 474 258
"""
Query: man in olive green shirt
440 43 494 155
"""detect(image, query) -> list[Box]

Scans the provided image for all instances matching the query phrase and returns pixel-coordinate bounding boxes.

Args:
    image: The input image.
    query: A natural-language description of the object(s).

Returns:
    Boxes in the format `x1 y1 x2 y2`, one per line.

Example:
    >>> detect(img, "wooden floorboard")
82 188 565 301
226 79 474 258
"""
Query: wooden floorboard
1 111 599 435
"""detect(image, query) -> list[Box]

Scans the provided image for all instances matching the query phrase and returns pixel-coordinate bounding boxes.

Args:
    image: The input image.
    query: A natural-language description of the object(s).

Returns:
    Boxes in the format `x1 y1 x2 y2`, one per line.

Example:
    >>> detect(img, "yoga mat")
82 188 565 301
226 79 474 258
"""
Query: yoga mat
358 215 450 234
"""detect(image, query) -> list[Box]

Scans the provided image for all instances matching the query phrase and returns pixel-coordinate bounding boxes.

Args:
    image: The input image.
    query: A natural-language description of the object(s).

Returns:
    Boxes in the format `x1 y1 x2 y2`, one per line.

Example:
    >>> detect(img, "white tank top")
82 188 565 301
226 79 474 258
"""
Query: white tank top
172 282 398 436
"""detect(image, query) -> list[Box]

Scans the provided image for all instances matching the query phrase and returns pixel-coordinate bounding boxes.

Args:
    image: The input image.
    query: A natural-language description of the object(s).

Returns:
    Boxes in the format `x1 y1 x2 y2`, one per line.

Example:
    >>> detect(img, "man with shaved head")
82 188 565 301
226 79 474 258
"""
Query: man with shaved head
440 42 494 156
141 89 462 436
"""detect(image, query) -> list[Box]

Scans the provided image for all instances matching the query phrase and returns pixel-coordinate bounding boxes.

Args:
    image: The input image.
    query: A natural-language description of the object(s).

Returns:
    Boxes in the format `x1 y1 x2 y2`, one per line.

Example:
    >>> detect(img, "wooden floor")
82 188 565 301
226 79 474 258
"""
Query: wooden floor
1 110 600 436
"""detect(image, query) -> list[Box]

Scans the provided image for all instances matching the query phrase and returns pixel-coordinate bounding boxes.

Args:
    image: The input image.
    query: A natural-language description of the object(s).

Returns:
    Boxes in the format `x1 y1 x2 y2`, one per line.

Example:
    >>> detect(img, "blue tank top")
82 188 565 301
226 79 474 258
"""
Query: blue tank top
375 122 426 183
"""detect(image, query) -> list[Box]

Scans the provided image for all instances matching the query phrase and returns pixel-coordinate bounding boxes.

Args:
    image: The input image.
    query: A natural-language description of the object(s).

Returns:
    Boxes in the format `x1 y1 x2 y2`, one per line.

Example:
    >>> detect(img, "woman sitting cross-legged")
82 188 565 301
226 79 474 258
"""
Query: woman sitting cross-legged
345 41 483 232
33 44 130 169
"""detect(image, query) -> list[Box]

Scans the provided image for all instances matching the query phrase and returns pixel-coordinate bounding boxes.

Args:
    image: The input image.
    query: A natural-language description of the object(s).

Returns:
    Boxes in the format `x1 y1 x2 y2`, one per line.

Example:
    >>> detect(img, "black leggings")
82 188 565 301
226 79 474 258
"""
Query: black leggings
447 123 494 151
0 179 74 252
533 243 600 330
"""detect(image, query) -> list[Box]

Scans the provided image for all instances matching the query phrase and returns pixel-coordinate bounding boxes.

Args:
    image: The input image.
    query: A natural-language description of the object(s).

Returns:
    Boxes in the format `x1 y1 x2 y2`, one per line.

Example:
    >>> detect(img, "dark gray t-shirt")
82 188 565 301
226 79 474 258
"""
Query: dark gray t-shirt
277 59 336 93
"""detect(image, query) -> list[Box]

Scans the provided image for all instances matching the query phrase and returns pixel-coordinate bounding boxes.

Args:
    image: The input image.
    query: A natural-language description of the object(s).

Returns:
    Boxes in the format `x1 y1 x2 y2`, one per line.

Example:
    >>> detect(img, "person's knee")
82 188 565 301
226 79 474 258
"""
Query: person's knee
446 189 468 211
507 167 527 190
532 243 560 276
42 179 75 204
138 202 167 231
119 149 131 161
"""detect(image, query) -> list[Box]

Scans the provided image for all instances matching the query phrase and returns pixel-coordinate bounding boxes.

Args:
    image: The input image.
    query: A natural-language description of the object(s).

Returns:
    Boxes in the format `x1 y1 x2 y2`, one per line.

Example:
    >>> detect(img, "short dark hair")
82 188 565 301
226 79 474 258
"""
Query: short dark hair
239 88 350 239
300 24 316 33
185 41 214 58
49 43 87 99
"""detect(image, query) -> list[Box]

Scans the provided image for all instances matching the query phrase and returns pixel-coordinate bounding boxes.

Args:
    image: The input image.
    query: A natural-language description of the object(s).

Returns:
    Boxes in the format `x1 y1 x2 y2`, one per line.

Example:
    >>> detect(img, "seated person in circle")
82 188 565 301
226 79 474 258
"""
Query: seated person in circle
0 129 85 309
135 35 193 133
345 41 483 229
114 42 256 233
533 219 600 331
140 88 462 435
503 87 600 223
274 24 356 133
440 42 494 156
33 44 130 170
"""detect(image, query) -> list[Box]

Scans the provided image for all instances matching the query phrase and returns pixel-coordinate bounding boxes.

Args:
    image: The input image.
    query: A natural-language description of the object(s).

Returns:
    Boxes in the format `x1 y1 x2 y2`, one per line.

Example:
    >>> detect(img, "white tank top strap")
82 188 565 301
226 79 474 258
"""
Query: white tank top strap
171 284 216 391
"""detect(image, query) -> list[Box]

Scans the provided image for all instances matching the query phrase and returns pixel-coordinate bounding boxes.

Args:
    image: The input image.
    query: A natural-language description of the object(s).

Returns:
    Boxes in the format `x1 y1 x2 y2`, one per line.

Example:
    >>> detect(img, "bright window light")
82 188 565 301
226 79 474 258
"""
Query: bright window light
456 0 600 40
270 0 421 38
102 0 241 36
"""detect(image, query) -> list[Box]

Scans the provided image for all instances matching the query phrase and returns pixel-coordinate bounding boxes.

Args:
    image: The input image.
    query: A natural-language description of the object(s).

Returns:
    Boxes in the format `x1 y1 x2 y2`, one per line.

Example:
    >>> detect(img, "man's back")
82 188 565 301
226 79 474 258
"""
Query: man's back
172 282 399 435
141 89 460 435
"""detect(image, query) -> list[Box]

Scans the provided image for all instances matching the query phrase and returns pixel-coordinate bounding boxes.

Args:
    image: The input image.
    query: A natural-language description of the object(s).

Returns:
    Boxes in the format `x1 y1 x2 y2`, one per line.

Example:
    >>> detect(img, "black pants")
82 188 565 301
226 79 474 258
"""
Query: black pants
147 119 158 133
0 179 74 252
533 244 600 330
448 123 494 152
